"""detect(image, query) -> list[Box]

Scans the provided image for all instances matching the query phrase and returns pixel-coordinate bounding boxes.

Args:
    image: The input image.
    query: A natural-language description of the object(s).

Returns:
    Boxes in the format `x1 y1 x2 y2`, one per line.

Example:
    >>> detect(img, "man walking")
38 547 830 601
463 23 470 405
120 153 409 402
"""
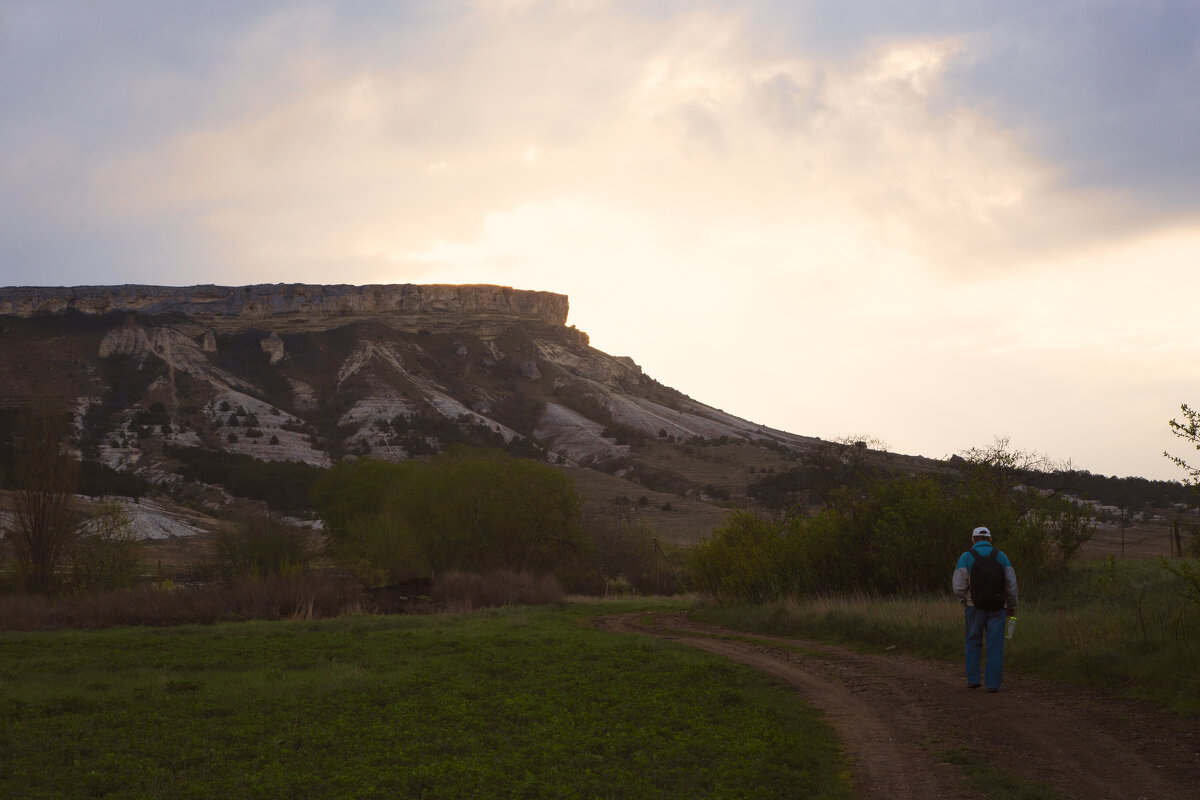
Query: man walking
952 526 1018 692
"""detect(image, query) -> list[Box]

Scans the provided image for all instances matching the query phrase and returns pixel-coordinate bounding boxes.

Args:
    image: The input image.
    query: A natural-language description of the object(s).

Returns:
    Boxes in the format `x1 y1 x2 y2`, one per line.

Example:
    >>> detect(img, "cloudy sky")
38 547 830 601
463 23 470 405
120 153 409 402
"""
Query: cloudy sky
3 1 1199 481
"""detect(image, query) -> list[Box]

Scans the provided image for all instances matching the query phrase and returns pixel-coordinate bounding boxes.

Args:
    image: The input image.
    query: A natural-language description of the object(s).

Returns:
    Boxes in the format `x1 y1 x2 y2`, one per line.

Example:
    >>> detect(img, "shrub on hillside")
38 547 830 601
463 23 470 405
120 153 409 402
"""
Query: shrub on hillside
311 447 586 579
78 461 150 499
552 521 687 596
689 511 793 603
691 441 1096 602
572 520 687 596
213 515 316 578
168 446 324 515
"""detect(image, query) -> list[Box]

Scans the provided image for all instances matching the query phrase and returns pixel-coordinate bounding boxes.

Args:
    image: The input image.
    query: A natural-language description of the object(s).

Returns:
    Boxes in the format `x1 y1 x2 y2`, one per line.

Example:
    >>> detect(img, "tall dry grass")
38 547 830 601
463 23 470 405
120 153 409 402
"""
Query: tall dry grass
0 573 363 631
432 569 564 612
0 568 574 631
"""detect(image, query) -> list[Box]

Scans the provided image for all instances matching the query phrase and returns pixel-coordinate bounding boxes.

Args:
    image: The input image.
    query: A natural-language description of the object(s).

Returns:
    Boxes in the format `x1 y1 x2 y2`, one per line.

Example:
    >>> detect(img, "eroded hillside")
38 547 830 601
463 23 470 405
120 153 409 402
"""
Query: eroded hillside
0 283 827 541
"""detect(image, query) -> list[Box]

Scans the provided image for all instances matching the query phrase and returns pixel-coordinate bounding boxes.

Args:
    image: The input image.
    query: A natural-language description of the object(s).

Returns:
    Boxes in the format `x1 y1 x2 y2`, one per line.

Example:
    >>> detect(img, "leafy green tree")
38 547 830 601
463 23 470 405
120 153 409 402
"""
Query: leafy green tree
335 509 430 586
861 474 964 593
213 515 314 578
1162 405 1200 611
387 448 584 573
311 447 585 582
690 511 789 602
309 458 414 536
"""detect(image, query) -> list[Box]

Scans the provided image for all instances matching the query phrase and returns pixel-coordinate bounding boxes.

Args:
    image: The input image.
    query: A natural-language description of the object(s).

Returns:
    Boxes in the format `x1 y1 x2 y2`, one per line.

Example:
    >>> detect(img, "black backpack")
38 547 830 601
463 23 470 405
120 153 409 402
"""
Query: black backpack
969 548 1006 611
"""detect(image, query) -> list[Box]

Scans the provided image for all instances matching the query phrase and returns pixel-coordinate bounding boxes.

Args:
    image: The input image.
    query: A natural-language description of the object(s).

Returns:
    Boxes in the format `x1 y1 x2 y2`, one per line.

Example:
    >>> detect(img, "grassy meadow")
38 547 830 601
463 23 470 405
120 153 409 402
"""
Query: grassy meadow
0 600 852 800
692 556 1200 714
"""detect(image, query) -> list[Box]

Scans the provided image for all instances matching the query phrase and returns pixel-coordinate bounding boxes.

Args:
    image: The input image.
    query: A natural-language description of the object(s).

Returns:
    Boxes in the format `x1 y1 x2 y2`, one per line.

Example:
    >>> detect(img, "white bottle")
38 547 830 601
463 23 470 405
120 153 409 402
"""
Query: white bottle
1005 616 1017 640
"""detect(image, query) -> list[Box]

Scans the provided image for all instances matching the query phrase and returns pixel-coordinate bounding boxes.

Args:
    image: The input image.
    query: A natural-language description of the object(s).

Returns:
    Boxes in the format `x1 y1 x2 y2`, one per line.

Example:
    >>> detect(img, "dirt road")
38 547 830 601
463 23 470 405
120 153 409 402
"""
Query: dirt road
595 612 1200 800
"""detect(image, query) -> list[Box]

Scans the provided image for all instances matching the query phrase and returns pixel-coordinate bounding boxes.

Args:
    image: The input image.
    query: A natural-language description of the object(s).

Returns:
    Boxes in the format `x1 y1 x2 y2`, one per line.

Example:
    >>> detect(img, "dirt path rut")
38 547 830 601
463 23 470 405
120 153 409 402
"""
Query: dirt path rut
594 612 1200 800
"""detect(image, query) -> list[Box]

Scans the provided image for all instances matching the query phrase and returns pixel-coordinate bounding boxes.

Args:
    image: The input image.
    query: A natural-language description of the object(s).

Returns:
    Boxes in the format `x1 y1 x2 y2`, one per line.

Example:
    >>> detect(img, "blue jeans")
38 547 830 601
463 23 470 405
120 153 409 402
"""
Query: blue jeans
964 606 1007 689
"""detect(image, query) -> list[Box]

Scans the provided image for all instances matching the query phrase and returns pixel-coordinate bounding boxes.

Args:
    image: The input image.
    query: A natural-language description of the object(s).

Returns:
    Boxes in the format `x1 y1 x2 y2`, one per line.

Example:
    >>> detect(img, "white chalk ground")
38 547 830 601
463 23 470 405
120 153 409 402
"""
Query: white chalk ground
534 403 628 465
106 497 209 539
72 496 211 539
204 390 333 467
1 497 212 541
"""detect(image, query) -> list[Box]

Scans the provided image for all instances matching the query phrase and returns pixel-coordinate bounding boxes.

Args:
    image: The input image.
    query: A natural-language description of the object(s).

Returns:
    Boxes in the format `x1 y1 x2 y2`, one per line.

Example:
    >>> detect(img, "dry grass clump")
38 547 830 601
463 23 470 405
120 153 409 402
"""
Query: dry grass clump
432 569 564 612
0 570 570 630
0 573 363 631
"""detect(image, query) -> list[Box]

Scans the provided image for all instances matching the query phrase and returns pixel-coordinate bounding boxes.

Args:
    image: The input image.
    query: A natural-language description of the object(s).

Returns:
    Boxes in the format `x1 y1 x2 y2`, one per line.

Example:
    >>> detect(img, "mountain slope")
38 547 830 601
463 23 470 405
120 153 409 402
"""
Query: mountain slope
0 283 826 542
0 283 1191 554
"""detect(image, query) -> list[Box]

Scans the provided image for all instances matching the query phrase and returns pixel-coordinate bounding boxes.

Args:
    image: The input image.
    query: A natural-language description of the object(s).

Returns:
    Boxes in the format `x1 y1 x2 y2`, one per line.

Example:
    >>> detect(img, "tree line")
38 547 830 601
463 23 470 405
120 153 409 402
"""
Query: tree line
6 399 1198 605
691 440 1098 602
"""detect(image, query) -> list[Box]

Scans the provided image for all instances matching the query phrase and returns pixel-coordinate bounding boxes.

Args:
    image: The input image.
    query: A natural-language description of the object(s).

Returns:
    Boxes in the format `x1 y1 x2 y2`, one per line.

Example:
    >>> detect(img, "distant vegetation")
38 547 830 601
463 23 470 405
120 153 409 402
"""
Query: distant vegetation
693 440 1097 602
360 409 548 461
168 446 324 516
1021 469 1196 511
746 437 1196 514
596 455 696 496
77 460 151 500
81 355 168 443
2 380 1196 636
689 421 1200 714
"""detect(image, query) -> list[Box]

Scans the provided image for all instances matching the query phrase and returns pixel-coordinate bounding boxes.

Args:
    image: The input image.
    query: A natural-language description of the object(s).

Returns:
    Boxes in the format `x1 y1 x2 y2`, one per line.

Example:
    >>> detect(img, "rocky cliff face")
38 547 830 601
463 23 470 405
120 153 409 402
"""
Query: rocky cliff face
0 282 826 539
0 283 569 331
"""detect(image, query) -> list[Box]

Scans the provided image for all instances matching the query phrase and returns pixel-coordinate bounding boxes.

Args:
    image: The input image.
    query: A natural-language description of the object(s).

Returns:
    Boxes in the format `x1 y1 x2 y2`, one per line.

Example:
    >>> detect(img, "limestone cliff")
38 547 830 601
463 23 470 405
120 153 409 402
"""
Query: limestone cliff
0 283 569 332
0 280 857 545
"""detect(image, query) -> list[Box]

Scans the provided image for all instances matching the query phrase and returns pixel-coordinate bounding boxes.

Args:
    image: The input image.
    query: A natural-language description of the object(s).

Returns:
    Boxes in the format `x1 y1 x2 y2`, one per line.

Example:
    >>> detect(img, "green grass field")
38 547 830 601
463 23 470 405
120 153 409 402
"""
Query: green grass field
0 600 852 799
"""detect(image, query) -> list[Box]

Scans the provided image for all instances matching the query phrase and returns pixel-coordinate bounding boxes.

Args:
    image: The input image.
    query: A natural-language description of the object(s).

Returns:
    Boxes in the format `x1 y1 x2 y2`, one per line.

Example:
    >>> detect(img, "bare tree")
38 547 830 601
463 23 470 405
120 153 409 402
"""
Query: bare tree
957 435 1066 514
72 500 142 592
802 434 890 511
8 405 78 594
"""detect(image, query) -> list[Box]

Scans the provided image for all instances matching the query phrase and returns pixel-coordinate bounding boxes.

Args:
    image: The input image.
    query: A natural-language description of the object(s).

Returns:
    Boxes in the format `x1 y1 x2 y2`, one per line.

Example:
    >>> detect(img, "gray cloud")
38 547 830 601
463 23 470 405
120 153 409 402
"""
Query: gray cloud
0 1 1196 482
955 2 1200 209
3 0 1198 287
751 0 1200 211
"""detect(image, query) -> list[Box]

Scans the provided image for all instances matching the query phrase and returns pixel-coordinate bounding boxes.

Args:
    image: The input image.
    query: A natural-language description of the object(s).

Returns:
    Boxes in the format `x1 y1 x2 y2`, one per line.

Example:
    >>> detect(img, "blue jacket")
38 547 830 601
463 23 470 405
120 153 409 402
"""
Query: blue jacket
952 541 1018 612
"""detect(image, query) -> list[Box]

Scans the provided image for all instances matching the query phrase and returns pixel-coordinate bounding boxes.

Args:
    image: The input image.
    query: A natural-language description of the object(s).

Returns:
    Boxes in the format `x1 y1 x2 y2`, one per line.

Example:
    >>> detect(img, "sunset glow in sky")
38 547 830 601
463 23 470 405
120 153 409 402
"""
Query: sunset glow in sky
3 1 1199 480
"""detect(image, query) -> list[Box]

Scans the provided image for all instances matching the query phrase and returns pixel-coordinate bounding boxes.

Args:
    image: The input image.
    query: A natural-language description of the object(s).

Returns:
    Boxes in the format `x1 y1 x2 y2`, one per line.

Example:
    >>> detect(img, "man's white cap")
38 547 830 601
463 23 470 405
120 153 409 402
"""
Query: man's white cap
973 526 992 538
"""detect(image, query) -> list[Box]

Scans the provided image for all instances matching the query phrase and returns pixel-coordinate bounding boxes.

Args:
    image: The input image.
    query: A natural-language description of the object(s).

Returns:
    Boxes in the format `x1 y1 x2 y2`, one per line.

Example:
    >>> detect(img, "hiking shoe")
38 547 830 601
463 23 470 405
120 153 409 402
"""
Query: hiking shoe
986 688 999 693
967 683 982 689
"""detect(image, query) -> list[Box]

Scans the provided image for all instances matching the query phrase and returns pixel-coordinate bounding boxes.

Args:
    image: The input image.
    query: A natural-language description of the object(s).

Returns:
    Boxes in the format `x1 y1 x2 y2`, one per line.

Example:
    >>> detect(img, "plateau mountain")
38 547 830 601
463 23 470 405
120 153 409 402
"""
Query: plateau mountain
0 283 1188 551
0 283 853 541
